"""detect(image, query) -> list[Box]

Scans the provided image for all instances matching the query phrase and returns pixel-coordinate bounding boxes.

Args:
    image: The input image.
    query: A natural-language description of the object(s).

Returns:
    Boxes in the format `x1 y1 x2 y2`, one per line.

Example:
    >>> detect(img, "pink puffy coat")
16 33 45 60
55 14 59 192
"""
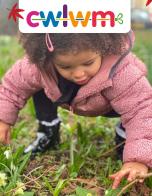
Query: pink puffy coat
0 34 152 167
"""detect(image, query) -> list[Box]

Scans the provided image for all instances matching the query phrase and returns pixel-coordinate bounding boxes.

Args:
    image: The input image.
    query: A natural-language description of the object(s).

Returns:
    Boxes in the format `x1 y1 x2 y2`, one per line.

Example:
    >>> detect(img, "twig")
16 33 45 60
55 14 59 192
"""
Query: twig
117 179 138 196
24 184 41 189
25 165 43 176
68 110 75 126
5 168 50 195
140 172 152 178
71 178 106 190
23 174 41 188
99 141 125 158
117 172 152 196
5 174 42 194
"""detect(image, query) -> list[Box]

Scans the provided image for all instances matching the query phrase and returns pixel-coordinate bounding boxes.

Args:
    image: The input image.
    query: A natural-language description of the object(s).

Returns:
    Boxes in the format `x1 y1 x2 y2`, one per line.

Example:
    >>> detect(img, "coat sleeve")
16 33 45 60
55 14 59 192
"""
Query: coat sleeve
103 60 152 168
0 56 43 125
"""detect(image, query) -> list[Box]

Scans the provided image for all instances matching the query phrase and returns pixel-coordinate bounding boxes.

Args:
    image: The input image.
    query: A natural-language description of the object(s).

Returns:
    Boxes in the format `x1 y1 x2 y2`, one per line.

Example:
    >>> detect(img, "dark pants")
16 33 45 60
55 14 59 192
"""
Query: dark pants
33 90 58 122
33 90 121 121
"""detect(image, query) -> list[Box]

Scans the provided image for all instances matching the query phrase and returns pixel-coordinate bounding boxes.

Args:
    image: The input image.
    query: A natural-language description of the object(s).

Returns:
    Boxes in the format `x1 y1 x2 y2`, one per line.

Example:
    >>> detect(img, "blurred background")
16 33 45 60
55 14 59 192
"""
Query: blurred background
132 0 152 29
0 0 17 35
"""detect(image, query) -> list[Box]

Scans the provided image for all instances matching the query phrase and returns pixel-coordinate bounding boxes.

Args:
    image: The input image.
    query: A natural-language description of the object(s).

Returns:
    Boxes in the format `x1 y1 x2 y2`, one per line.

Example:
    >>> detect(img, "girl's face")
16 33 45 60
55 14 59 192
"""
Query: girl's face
53 50 102 85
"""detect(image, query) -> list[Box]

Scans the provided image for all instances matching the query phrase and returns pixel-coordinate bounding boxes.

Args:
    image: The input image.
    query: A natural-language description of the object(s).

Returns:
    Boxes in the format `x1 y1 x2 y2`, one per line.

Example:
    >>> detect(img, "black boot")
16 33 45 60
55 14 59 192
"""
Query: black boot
115 123 126 160
24 119 60 155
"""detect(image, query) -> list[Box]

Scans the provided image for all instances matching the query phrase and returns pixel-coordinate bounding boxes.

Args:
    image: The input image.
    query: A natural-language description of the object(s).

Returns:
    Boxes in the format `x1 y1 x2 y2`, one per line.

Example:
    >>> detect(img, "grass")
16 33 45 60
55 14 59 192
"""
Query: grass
0 32 152 195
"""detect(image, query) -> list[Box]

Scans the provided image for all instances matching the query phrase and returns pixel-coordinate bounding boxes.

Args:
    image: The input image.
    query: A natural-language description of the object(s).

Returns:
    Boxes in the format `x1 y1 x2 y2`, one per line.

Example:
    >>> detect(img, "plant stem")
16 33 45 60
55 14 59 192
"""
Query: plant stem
99 141 125 158
117 172 152 196
117 179 138 196
70 137 74 166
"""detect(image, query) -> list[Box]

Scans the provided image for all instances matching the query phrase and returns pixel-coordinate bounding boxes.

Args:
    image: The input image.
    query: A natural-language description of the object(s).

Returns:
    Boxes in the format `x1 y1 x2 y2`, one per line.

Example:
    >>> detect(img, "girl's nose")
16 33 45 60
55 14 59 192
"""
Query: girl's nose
73 69 85 79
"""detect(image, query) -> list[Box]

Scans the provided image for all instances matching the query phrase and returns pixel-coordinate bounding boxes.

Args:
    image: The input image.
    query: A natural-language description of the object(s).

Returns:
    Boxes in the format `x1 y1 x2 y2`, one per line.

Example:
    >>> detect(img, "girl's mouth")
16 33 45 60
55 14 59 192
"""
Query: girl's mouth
75 78 90 85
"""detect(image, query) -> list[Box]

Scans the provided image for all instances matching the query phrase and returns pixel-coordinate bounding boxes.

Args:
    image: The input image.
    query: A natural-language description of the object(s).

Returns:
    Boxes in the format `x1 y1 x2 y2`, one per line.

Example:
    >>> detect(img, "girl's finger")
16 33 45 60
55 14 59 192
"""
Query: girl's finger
127 170 137 182
139 179 144 183
0 129 10 145
112 170 130 189
138 172 146 183
0 131 6 143
6 130 10 144
109 172 119 179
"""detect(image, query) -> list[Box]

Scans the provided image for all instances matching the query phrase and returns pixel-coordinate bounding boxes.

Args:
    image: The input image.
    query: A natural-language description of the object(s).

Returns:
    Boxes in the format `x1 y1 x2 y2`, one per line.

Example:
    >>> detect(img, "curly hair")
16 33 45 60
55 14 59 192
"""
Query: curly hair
19 33 129 70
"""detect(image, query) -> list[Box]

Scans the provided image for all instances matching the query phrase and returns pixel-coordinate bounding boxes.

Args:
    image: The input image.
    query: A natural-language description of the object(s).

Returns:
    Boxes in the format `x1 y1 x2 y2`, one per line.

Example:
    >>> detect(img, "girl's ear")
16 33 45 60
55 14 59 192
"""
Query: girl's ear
45 34 54 52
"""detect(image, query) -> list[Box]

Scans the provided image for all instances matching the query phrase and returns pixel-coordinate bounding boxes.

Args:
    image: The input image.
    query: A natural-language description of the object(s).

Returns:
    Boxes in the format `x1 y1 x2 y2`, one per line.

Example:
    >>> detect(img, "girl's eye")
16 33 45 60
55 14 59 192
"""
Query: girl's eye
56 64 71 69
60 66 71 70
83 61 94 66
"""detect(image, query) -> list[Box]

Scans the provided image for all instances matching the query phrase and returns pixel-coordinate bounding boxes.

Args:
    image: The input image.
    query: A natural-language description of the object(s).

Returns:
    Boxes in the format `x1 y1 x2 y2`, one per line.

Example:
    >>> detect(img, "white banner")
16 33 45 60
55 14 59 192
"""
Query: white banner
19 0 131 33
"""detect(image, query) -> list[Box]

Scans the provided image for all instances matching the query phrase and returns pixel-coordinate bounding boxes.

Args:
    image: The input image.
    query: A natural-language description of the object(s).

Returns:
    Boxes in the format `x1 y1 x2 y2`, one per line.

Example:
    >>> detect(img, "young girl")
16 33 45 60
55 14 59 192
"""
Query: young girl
0 32 150 189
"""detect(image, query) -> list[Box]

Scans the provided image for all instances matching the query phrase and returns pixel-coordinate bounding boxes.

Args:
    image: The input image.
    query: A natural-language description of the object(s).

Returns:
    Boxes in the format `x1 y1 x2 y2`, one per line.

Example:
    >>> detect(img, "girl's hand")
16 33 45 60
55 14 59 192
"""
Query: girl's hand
0 121 11 144
109 162 148 189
